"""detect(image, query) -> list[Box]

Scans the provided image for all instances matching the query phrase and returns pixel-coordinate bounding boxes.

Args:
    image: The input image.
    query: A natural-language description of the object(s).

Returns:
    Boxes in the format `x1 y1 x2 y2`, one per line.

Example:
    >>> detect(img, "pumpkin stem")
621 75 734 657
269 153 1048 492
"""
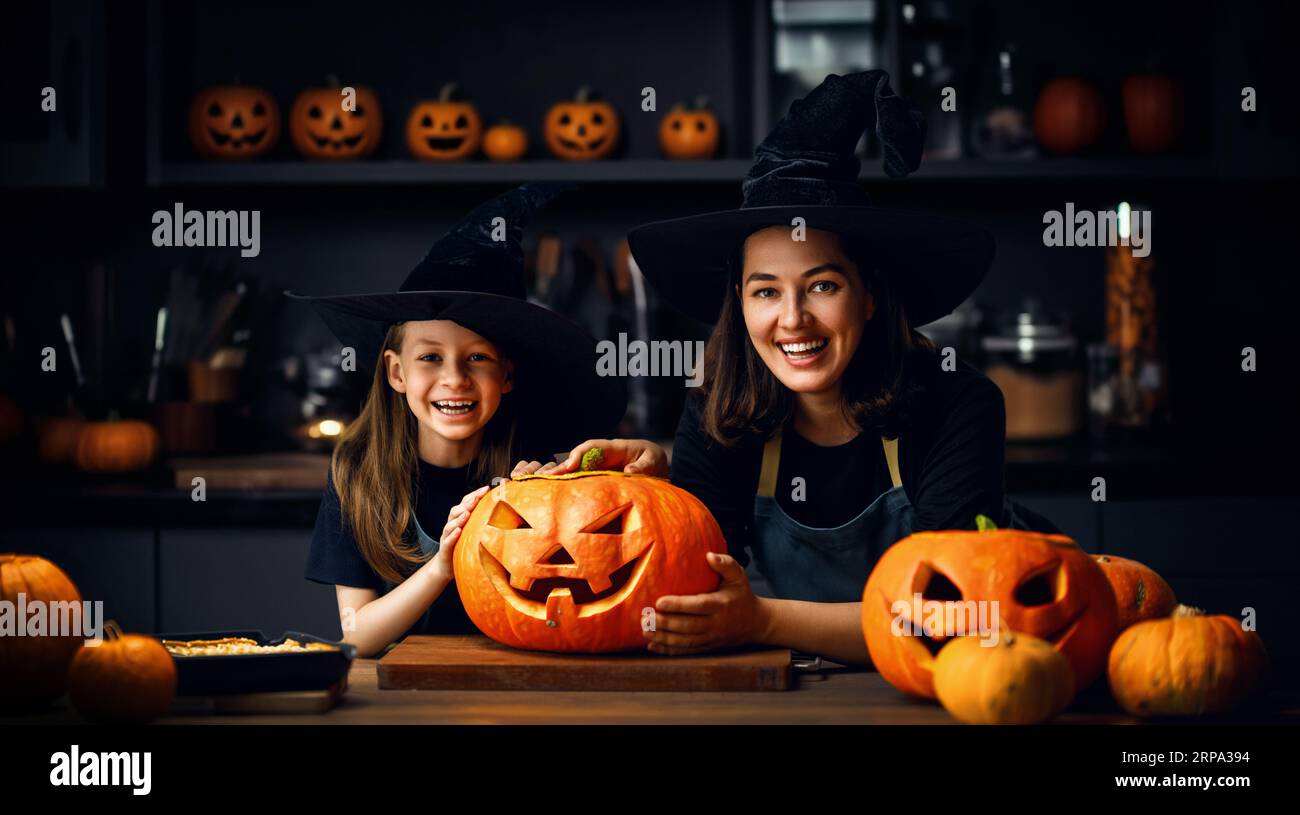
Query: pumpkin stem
326 74 341 88
975 514 998 531
438 82 458 103
107 408 121 422
576 85 594 103
1172 604 1205 618
693 94 709 110
104 620 124 641
579 447 605 472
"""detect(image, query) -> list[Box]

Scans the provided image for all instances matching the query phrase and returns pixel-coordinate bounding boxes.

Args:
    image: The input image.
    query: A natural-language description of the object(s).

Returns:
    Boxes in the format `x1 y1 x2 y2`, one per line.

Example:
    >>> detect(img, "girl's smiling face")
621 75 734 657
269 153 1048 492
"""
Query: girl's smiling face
739 226 875 397
384 319 513 445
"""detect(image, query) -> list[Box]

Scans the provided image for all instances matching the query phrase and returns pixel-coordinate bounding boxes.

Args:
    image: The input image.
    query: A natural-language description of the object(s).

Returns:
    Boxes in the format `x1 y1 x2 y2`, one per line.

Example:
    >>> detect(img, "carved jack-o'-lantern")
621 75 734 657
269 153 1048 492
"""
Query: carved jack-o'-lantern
862 528 1119 699
543 86 620 161
188 84 281 159
290 82 383 160
405 83 482 160
659 97 720 159
455 471 725 652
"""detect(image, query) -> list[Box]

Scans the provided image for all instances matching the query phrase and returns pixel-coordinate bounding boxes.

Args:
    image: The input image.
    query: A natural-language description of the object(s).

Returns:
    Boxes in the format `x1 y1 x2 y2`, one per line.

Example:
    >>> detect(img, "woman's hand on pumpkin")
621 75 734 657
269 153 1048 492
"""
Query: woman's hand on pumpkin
431 485 490 580
549 439 669 477
511 459 561 477
644 552 771 655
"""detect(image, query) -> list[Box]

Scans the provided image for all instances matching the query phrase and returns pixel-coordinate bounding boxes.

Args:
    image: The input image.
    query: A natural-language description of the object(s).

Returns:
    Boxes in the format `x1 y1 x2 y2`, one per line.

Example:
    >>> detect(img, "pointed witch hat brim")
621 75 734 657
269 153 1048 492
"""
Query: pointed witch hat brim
627 71 995 328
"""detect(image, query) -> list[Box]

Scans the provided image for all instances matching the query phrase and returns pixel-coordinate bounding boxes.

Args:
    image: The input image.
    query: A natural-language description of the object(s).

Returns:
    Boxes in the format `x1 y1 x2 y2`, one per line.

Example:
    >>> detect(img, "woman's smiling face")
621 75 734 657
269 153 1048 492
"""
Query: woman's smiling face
739 226 875 396
384 319 512 443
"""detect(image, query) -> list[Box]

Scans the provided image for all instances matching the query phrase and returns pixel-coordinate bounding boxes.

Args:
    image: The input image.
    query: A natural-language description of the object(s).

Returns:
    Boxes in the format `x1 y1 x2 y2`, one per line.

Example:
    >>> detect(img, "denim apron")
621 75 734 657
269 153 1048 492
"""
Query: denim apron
745 430 1053 602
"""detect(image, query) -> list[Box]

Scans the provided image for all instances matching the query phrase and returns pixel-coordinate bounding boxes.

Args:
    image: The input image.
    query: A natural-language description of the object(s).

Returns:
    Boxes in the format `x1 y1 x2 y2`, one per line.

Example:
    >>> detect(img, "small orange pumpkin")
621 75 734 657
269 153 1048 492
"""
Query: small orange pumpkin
0 554 84 711
1033 78 1105 155
405 83 482 161
933 631 1075 724
455 470 724 652
483 121 529 161
67 621 177 724
863 524 1119 699
1122 74 1182 154
1108 605 1267 717
659 97 719 159
188 84 281 160
75 417 159 473
290 79 383 160
544 86 620 161
1093 554 1177 630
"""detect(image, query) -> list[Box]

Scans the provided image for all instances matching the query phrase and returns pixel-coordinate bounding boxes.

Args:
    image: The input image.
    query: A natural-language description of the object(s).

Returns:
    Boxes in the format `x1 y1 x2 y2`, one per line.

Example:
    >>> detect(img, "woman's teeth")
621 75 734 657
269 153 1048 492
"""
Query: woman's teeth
779 339 827 359
433 400 477 415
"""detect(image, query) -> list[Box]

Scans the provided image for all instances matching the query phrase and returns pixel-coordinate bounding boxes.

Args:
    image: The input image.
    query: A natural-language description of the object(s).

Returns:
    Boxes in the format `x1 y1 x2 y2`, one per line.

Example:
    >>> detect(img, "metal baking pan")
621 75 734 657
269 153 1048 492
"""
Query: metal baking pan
156 630 355 696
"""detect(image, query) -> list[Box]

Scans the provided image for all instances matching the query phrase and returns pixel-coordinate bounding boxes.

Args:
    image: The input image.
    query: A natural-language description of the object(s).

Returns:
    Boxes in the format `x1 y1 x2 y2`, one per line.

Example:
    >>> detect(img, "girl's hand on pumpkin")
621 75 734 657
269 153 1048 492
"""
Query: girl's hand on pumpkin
550 439 669 477
431 486 490 581
644 552 770 655
511 459 559 477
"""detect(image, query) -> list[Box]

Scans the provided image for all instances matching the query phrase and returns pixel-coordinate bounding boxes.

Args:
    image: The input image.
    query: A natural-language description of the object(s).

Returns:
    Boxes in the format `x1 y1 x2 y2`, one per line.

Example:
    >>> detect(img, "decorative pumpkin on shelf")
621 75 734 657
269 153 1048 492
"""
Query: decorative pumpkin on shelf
1108 604 1267 717
1093 554 1177 630
187 83 281 160
0 554 84 712
544 86 620 160
1033 78 1105 155
405 83 482 160
75 416 160 473
290 80 383 160
659 97 720 159
455 470 724 652
1121 74 1183 153
862 521 1119 699
483 121 529 161
933 632 1075 724
0 394 22 444
67 621 177 724
37 415 88 464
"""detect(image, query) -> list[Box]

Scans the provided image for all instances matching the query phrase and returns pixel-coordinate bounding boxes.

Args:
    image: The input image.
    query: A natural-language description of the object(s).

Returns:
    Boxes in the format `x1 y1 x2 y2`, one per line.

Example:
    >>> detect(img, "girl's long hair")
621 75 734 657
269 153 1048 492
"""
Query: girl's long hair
330 322 518 584
698 234 938 446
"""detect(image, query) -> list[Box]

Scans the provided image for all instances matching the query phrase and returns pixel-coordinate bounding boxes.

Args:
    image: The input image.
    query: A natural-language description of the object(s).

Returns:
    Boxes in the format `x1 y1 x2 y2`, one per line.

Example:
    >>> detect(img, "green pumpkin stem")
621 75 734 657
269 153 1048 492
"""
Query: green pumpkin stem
975 514 998 531
579 447 605 472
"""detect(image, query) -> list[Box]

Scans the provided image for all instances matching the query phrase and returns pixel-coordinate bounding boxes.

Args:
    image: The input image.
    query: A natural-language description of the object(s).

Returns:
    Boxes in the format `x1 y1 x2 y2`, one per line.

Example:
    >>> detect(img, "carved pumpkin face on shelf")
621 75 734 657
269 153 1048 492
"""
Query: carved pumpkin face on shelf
544 87 620 160
188 85 281 159
289 84 383 160
455 472 724 652
659 99 719 159
862 528 1119 699
405 83 482 160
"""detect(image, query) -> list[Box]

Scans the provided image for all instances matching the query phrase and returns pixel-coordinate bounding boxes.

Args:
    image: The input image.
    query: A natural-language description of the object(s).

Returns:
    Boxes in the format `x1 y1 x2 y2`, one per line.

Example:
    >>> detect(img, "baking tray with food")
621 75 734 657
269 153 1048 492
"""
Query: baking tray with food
157 630 355 696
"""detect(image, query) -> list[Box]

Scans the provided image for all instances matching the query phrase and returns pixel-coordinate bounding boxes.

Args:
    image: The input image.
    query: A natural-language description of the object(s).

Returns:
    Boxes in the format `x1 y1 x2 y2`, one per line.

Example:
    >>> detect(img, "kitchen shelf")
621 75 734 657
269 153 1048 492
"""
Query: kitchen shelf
151 156 1213 186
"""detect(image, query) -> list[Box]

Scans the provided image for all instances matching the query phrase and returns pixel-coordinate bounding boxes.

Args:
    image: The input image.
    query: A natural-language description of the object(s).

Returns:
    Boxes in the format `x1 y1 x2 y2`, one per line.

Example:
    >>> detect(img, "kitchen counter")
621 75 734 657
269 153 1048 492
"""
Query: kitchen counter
9 660 1299 725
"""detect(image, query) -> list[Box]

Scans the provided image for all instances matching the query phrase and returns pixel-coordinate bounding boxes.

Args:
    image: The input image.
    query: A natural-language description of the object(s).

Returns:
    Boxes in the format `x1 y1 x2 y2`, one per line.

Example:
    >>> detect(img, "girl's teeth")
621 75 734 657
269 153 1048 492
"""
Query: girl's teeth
434 400 476 415
780 340 826 356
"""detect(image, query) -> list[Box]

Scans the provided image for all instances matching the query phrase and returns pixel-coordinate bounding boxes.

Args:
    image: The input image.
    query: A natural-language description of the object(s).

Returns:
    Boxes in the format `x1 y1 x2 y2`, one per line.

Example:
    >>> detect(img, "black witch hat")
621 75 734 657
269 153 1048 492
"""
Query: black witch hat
285 183 626 455
627 70 995 327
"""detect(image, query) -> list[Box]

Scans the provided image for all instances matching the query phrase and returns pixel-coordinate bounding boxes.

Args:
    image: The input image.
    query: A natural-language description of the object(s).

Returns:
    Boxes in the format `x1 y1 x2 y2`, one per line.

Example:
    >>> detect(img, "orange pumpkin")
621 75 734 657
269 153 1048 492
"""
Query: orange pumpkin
1093 554 1177 630
0 395 22 444
1108 605 1267 716
405 83 482 160
188 84 281 159
544 86 620 160
483 121 529 161
36 415 88 464
75 418 159 473
933 631 1075 725
67 621 177 724
659 98 719 159
1033 78 1105 155
455 471 724 652
862 527 1119 699
1122 74 1182 153
290 81 383 160
0 554 84 711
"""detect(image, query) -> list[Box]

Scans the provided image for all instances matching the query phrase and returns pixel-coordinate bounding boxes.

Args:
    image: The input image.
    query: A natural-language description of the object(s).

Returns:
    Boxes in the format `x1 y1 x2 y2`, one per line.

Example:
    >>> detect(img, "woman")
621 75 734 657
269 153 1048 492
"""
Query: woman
534 71 1056 665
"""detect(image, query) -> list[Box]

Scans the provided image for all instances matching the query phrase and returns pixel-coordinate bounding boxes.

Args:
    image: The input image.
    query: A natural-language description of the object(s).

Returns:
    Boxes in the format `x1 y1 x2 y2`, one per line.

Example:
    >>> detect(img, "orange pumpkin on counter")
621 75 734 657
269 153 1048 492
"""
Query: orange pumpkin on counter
75 417 159 473
290 80 383 160
455 470 724 652
544 86 620 160
405 83 482 160
863 526 1119 699
188 83 281 159
933 631 1075 725
67 621 177 724
659 98 720 159
0 554 84 711
1093 554 1177 630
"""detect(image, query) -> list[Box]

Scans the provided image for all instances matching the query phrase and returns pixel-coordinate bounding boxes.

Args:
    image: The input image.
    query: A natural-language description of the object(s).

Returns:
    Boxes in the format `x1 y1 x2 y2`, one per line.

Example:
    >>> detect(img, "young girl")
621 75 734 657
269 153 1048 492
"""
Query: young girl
288 184 625 657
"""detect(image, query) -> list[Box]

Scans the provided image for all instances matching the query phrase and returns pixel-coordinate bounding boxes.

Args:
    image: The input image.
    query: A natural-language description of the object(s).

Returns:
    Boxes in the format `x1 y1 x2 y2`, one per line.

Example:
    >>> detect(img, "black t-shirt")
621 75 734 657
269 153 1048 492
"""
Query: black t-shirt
304 458 485 636
669 359 1008 566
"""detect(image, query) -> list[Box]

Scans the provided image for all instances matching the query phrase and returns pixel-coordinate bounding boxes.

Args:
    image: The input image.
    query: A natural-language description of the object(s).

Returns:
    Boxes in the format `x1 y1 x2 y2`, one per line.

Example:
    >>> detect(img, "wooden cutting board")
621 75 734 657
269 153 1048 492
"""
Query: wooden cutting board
378 635 792 692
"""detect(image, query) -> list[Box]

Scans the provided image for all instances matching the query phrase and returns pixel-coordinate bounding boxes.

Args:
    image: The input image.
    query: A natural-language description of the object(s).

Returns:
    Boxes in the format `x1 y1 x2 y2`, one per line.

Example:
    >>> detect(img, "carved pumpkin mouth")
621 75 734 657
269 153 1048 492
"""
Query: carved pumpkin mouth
478 540 653 620
208 128 268 148
557 135 606 152
424 135 467 151
884 592 1086 667
309 132 365 150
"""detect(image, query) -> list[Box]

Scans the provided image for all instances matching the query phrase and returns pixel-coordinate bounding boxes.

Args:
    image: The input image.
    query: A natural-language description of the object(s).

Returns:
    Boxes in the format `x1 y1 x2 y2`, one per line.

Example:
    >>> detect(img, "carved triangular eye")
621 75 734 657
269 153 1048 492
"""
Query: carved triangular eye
583 503 631 535
1015 564 1064 606
911 563 962 602
488 501 531 529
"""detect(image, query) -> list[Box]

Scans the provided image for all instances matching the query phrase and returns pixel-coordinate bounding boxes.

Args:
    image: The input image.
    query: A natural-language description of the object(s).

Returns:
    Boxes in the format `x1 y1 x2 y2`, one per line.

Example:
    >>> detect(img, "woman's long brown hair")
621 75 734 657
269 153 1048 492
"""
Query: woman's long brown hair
330 322 518 585
698 234 938 446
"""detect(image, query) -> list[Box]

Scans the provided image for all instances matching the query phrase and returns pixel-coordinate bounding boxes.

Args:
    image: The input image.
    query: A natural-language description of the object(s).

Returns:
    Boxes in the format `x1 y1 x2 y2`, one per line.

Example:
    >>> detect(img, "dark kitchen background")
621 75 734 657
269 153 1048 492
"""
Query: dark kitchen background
1 1 1296 677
